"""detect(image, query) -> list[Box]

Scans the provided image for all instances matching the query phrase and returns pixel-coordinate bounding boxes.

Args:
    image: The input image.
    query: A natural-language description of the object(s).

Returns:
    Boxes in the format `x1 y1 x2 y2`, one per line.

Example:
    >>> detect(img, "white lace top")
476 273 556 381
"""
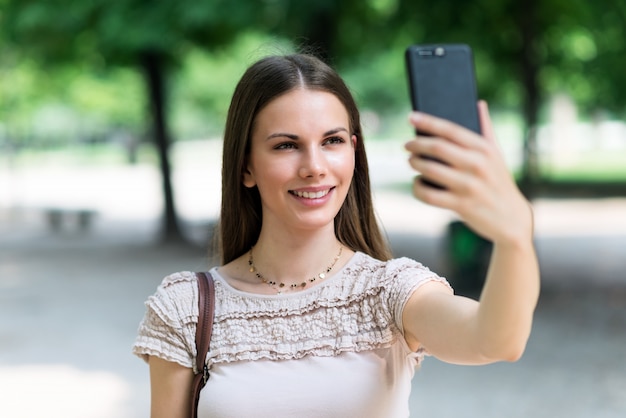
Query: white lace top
133 251 451 417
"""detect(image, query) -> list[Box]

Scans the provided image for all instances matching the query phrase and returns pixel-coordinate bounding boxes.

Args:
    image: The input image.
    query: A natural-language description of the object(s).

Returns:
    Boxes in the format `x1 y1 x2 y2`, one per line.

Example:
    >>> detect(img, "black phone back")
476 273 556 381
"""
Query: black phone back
405 44 481 134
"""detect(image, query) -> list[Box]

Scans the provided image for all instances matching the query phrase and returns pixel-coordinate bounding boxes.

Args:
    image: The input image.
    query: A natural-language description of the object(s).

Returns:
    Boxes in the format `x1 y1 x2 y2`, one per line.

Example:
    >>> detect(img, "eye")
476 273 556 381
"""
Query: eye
274 141 297 150
324 136 346 145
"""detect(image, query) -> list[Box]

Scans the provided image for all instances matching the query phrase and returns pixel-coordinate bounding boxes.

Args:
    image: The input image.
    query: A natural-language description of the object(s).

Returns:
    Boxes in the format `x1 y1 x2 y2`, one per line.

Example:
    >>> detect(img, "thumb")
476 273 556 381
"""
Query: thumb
478 100 496 143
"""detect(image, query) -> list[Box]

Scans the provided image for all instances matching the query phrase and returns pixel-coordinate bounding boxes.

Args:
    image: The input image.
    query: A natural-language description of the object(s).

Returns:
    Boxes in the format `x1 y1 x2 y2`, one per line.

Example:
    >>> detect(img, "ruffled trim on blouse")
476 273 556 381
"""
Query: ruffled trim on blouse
132 252 451 371
133 271 200 371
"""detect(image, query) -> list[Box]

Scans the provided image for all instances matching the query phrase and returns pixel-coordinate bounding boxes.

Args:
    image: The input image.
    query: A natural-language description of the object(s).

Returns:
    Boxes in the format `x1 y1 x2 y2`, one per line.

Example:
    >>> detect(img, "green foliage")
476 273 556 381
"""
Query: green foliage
343 0 626 119
170 32 295 139
2 0 626 147
2 0 263 65
64 67 143 126
0 55 143 146
0 0 272 148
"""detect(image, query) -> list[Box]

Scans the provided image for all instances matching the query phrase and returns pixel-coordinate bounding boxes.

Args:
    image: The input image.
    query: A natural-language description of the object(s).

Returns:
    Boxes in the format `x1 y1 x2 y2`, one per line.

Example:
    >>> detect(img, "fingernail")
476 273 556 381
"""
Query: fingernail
409 112 423 123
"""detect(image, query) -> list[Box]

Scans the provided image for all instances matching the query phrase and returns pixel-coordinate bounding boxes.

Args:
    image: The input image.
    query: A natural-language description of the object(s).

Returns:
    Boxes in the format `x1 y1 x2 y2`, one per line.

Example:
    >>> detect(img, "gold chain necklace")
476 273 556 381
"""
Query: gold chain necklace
248 245 343 294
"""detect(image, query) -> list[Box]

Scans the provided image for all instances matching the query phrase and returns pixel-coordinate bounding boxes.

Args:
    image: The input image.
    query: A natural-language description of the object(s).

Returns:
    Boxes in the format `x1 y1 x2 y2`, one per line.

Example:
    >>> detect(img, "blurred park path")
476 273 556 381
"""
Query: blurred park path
1 140 625 417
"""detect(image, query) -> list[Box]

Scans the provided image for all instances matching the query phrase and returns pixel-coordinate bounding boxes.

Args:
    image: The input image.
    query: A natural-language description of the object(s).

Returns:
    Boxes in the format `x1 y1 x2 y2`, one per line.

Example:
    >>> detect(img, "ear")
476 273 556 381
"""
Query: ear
351 134 357 149
242 162 256 188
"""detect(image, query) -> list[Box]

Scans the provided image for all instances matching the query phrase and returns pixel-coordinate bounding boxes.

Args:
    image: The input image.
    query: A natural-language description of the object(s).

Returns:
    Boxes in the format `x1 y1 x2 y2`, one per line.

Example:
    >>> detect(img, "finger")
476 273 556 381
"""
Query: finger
411 175 458 209
409 152 480 194
404 137 454 161
405 136 484 174
407 152 449 181
408 111 478 149
477 100 509 161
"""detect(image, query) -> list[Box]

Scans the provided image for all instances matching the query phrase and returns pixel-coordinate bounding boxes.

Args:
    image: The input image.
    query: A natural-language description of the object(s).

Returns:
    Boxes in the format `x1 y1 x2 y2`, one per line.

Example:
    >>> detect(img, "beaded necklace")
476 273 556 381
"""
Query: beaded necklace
248 245 343 294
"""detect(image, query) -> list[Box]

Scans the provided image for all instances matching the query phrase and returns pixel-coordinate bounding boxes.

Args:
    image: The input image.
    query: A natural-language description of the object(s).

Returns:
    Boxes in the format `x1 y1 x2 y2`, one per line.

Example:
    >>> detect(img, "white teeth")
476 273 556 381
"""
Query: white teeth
293 189 330 199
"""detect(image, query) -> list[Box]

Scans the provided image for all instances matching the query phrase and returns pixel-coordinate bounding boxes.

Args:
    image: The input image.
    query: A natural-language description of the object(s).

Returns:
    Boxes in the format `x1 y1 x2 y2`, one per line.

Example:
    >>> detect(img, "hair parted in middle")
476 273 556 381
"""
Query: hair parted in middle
217 53 392 264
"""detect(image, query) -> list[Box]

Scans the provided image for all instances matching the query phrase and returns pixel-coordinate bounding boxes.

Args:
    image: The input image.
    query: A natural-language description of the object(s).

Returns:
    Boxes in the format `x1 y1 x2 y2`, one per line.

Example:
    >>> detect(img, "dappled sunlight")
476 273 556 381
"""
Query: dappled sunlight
0 364 134 418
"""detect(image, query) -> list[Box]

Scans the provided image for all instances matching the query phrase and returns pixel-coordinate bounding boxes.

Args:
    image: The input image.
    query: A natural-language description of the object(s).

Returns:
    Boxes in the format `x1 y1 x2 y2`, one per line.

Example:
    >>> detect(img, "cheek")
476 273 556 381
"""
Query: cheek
329 150 356 176
253 162 292 188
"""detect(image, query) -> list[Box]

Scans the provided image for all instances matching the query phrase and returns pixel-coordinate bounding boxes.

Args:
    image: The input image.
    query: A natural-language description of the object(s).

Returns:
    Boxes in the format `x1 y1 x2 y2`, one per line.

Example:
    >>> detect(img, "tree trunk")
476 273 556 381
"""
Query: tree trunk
140 50 184 243
516 1 541 199
303 7 335 60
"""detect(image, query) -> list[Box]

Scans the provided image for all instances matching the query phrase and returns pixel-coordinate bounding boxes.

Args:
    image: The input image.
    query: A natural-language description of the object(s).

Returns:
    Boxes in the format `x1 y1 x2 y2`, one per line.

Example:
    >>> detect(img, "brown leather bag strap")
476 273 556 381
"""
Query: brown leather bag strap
190 272 215 418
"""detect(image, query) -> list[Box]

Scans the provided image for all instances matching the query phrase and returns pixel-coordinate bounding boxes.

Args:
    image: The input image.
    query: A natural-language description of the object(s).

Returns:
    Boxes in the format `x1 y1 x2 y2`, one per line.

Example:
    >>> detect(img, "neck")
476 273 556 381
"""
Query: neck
249 244 343 293
250 228 343 287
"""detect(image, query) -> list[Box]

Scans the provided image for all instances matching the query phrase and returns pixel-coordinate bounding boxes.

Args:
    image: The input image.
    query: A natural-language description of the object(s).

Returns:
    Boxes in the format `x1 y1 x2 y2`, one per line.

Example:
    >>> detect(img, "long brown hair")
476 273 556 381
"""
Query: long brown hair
217 54 391 264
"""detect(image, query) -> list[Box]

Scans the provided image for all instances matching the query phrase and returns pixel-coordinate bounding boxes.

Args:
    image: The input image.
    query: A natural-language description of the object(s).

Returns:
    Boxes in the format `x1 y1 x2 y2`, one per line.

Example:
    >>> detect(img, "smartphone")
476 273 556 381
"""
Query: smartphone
405 43 481 135
405 44 481 188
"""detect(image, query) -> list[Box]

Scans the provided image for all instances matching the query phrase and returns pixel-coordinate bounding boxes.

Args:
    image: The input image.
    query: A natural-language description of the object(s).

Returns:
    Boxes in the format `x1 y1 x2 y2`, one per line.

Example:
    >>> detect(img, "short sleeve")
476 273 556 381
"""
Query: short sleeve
381 258 452 335
132 272 199 371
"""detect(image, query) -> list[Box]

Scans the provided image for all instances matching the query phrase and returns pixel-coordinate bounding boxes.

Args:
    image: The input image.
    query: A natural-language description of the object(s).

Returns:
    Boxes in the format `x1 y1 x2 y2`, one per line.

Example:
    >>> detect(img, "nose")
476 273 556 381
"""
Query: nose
298 147 327 178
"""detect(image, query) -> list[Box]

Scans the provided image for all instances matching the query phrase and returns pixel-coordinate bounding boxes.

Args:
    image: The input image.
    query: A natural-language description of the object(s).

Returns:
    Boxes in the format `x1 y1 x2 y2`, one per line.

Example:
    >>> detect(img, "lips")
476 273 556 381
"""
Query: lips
290 187 334 199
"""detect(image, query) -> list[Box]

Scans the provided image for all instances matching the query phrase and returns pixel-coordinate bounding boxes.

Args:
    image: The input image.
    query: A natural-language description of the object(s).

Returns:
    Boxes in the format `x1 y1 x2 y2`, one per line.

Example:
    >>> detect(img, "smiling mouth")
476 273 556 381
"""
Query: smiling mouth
290 188 334 199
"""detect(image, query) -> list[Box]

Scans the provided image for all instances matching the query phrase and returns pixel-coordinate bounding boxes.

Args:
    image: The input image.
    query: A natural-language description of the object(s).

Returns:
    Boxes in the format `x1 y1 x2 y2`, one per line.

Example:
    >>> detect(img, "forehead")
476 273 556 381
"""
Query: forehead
253 89 350 135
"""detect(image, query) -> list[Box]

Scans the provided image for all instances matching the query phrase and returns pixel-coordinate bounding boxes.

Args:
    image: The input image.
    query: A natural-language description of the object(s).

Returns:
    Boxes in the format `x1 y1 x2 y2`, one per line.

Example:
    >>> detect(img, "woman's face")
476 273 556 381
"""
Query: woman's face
244 88 356 234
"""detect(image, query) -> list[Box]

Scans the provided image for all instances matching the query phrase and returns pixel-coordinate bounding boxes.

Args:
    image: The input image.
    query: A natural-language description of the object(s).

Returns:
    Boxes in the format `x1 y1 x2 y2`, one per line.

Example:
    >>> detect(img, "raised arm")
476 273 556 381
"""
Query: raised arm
148 356 194 418
402 101 540 365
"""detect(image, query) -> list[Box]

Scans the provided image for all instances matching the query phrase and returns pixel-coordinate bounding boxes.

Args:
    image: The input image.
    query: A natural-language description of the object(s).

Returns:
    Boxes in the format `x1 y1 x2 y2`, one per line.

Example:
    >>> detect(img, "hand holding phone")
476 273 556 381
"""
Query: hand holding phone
405 47 535 250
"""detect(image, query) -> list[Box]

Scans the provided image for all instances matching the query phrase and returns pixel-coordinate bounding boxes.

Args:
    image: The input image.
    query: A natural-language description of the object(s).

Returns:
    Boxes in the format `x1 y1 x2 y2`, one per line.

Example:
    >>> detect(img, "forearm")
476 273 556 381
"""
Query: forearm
475 236 540 361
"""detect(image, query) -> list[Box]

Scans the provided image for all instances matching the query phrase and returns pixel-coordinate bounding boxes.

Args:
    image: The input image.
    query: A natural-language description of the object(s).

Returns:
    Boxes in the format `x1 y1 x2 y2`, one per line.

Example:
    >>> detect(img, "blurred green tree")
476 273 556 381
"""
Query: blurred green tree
0 0 392 242
2 0 262 242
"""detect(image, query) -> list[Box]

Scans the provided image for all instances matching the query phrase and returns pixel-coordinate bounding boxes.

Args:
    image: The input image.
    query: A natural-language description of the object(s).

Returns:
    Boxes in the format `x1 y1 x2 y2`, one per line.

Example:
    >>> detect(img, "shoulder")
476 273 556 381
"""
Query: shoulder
134 272 200 368
146 271 199 328
348 252 439 284
159 271 198 291
346 252 451 304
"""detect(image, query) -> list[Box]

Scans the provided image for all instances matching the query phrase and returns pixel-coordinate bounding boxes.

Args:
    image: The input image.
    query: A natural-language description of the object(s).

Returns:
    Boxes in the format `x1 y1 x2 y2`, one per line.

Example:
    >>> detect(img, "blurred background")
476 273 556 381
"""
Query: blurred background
1 0 625 417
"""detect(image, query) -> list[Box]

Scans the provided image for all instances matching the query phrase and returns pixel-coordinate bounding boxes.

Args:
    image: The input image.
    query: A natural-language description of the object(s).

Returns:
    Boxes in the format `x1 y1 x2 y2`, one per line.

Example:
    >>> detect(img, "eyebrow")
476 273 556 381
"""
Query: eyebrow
266 127 349 141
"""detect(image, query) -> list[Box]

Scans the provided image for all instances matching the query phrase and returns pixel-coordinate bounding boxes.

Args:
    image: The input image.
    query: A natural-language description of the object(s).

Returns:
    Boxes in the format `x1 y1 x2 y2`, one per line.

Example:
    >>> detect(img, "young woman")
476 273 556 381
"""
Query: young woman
133 53 539 417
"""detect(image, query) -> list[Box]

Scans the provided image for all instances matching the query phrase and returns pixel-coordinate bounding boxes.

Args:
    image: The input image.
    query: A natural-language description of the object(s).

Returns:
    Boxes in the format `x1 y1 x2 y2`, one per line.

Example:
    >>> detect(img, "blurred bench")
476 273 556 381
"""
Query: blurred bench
43 208 98 231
